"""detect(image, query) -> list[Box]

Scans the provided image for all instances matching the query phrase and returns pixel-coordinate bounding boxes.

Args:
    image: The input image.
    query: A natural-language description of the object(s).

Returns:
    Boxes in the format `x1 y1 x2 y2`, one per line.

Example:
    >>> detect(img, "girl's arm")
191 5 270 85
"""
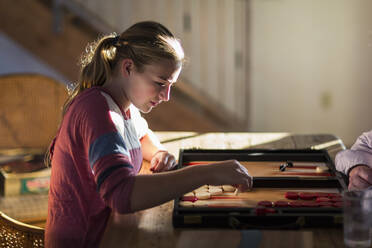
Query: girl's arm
130 160 252 212
140 130 165 161
140 130 176 172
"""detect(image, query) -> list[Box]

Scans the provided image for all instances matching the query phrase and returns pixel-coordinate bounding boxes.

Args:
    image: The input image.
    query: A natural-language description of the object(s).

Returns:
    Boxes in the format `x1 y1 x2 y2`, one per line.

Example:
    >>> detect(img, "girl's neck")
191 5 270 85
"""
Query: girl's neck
102 77 131 112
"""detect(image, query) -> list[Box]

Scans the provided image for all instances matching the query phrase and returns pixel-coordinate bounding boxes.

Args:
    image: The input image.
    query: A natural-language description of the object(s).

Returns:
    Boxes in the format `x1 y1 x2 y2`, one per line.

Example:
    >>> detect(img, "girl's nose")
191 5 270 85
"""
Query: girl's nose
159 85 171 101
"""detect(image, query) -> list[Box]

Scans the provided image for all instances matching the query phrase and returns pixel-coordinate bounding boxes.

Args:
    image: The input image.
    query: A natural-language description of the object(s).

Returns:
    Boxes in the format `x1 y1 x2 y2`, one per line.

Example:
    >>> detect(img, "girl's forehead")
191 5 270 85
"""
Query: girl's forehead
143 61 181 79
145 60 179 72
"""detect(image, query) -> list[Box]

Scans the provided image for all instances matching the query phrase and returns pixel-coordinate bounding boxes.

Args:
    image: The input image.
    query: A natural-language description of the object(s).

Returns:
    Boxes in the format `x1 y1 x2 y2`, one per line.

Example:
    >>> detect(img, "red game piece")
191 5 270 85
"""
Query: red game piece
181 196 198 202
257 201 273 207
301 202 319 207
288 201 303 208
318 202 333 208
255 207 267 216
255 207 276 215
285 192 299 200
332 202 343 208
314 192 329 198
274 201 289 207
265 208 277 214
299 192 317 200
316 197 331 203
330 196 343 202
328 193 341 198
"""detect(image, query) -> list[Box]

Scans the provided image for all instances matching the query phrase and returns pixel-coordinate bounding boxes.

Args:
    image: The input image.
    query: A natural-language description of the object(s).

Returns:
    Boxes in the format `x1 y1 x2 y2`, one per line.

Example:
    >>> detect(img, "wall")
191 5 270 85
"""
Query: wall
65 0 249 125
0 32 67 83
61 0 372 146
249 0 372 146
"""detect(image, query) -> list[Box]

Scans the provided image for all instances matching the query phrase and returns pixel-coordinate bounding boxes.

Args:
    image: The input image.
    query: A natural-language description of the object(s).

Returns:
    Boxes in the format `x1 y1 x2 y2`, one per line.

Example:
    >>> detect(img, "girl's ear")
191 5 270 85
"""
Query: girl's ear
121 59 133 77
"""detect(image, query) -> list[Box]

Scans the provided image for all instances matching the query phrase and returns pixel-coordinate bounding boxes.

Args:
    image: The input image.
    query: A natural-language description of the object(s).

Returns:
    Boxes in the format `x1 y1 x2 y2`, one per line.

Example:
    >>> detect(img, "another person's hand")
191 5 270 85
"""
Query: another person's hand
150 151 176 173
207 160 253 192
348 165 372 190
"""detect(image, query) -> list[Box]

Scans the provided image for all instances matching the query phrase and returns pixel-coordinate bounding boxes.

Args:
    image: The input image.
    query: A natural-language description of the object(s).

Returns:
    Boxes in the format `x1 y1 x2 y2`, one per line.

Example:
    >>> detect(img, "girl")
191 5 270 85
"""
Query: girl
45 21 252 247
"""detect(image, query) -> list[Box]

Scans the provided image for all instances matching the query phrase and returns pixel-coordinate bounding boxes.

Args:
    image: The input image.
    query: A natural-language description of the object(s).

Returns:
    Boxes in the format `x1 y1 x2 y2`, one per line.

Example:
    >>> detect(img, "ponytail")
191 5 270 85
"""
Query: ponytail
64 35 119 116
45 35 118 167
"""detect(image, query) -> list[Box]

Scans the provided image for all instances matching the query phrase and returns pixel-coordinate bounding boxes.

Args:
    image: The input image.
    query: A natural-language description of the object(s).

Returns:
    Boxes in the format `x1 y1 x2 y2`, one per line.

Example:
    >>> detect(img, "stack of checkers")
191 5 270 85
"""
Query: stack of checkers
179 185 236 207
256 192 343 215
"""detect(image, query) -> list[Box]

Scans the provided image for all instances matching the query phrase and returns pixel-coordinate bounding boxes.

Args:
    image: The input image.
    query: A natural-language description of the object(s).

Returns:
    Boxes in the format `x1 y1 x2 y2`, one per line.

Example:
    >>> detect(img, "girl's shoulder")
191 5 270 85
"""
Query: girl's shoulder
71 87 108 110
62 87 111 123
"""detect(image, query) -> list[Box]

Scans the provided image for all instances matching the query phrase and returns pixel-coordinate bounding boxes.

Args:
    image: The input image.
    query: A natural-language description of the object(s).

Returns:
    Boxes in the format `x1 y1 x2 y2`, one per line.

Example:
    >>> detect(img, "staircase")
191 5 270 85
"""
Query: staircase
0 0 245 132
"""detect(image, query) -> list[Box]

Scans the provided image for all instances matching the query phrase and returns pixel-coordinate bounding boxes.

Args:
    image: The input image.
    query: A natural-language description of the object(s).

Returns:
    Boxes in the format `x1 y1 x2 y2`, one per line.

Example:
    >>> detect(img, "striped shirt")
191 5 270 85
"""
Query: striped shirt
45 87 148 247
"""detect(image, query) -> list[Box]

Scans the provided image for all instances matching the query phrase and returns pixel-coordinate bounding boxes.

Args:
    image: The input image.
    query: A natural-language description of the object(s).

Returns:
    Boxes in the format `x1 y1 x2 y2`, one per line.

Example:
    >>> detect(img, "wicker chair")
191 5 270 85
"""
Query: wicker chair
0 73 68 150
0 73 67 247
0 211 44 248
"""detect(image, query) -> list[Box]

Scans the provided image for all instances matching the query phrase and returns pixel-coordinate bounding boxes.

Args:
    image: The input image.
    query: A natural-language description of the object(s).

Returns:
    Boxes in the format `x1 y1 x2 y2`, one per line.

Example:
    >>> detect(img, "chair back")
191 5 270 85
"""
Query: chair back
0 210 44 248
0 73 68 150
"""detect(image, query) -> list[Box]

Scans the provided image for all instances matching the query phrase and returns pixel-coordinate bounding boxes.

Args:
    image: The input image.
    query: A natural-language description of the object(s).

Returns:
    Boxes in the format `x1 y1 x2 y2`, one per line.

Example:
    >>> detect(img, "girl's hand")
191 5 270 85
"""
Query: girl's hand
150 151 177 173
207 160 253 192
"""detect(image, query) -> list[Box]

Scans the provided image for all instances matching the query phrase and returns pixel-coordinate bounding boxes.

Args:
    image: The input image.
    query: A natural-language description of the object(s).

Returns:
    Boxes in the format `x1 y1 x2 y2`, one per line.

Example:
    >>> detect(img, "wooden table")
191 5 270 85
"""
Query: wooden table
100 132 346 248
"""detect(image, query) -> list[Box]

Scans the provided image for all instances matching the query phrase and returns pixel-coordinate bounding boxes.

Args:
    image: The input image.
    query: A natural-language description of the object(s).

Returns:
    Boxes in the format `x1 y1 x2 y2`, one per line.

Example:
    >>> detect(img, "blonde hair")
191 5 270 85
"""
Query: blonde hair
45 21 184 167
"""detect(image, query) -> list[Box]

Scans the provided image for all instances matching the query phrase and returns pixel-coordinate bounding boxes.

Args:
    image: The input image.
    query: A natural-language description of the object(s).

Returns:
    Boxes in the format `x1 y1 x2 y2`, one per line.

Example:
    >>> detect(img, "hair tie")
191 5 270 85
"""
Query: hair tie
112 36 120 45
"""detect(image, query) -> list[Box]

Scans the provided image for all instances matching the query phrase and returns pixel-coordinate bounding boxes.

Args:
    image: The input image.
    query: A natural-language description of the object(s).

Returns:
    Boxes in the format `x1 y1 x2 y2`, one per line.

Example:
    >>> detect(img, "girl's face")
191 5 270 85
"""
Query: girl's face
125 60 182 113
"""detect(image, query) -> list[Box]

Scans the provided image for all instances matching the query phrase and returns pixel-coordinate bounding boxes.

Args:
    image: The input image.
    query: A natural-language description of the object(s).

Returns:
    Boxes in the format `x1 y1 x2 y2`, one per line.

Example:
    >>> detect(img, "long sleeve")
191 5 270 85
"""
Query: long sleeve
335 130 372 176
82 92 145 214
46 88 142 247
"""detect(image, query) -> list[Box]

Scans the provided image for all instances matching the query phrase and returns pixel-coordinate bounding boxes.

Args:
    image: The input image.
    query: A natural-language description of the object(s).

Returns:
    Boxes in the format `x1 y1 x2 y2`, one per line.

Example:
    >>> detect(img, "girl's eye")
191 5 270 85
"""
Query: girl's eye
155 82 165 87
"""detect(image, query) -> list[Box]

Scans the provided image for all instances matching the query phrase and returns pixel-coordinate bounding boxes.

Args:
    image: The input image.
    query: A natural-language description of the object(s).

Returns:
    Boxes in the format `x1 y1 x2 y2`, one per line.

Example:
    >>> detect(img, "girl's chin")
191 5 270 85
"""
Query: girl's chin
138 105 153 114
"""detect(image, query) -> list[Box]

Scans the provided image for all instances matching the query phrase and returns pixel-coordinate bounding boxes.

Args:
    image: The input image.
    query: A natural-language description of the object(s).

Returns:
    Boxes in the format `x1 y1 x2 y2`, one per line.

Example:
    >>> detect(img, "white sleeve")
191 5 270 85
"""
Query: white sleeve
335 130 372 175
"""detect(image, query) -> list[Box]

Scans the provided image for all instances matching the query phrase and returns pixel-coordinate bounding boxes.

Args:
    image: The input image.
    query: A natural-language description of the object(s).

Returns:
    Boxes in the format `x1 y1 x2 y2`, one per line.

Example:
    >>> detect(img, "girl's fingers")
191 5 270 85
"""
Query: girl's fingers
166 157 177 171
232 166 253 192
153 161 165 172
150 158 159 171
152 154 172 172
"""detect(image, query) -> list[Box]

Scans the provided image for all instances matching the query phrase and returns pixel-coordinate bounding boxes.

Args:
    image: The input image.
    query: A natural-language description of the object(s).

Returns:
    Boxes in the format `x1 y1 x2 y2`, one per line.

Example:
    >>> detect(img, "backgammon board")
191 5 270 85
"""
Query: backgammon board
172 149 347 229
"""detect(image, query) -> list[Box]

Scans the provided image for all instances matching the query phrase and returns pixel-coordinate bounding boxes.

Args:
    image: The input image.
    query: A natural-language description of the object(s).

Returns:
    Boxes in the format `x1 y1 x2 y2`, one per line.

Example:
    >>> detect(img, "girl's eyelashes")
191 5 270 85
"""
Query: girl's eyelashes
155 81 166 87
153 81 176 88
